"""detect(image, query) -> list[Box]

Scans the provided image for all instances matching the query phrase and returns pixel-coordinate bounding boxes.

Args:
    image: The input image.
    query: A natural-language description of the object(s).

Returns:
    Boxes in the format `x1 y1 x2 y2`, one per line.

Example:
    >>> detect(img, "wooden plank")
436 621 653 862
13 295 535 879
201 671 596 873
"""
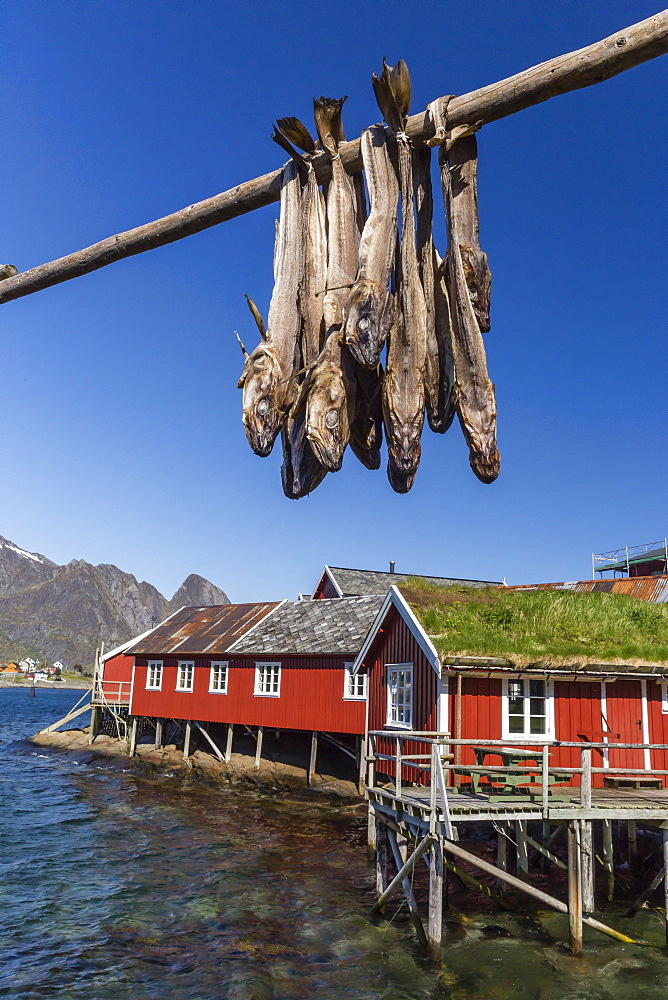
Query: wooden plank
194 721 225 762
308 731 318 786
567 822 583 955
428 837 444 962
40 700 91 734
372 833 435 913
1 12 666 305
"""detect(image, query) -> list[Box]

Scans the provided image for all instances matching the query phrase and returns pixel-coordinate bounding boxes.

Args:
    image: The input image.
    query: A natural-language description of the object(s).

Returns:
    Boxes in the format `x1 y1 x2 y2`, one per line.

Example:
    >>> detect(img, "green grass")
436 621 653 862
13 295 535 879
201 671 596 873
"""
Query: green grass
402 581 668 663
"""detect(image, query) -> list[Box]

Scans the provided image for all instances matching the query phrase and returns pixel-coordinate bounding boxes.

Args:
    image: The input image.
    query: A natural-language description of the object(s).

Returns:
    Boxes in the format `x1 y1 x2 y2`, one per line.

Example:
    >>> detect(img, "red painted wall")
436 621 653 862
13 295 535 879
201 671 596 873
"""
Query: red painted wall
454 677 503 771
100 653 134 702
312 576 339 600
129 655 366 734
605 679 645 770
647 680 668 780
554 681 604 787
363 607 439 782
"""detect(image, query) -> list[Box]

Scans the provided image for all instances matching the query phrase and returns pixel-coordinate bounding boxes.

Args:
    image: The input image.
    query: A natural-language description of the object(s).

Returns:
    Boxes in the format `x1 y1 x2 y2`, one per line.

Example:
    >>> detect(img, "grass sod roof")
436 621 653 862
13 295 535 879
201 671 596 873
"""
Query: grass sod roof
399 578 668 670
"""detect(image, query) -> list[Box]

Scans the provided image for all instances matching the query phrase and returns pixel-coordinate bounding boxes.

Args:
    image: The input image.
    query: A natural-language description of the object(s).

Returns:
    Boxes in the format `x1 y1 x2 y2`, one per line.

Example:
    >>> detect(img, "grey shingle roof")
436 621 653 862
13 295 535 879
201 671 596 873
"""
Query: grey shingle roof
323 567 501 597
231 595 384 655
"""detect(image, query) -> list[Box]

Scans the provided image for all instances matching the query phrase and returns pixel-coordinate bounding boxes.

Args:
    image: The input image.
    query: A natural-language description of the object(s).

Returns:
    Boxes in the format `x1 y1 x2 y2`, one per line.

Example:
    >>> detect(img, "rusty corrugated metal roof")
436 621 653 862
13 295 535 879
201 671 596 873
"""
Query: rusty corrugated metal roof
125 602 282 655
505 576 668 604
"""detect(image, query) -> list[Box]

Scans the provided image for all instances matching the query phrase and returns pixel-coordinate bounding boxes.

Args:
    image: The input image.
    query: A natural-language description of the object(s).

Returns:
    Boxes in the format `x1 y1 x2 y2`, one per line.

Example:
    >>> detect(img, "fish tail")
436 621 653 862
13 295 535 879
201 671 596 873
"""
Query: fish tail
313 96 347 157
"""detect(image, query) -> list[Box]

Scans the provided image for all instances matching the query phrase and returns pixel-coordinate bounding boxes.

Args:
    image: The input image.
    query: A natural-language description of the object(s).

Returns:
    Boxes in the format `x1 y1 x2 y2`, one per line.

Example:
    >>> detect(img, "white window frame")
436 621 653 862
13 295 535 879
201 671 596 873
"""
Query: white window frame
209 661 229 694
176 660 194 692
661 681 668 714
502 676 554 741
146 660 163 691
343 661 367 701
254 661 281 697
386 663 413 730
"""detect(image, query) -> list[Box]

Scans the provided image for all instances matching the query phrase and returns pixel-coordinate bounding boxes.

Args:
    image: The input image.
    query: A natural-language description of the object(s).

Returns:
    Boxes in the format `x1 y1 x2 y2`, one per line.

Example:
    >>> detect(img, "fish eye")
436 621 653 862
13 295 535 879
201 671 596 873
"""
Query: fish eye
358 316 370 332
257 397 270 416
325 410 339 429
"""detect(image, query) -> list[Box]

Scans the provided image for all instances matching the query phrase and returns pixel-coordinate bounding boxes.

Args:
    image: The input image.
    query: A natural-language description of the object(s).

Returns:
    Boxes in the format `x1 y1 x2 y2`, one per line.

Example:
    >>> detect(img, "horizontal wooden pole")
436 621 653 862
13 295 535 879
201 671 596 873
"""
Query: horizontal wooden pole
2 11 666 305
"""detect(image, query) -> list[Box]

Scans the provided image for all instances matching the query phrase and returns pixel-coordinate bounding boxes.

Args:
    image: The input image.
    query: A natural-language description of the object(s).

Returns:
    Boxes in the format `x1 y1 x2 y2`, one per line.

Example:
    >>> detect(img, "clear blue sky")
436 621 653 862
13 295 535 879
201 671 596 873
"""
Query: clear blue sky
2 1 665 602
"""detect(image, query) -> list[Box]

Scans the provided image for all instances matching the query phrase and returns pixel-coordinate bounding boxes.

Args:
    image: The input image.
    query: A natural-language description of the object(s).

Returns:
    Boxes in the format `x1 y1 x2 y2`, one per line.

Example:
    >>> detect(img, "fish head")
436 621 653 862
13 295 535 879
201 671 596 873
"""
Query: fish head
469 446 500 484
305 365 349 472
343 280 393 368
387 459 415 494
240 344 285 457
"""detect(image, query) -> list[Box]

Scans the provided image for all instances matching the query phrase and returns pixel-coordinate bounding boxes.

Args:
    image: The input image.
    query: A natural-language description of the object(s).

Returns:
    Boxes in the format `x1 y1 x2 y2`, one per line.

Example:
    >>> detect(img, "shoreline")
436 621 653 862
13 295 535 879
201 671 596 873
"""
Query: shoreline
1 680 91 690
29 728 363 804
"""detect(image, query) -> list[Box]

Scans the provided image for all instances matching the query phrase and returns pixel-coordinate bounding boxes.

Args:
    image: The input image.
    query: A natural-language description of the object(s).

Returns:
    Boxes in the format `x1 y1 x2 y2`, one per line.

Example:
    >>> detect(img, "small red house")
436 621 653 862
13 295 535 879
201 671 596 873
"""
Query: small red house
352 585 668 787
122 595 383 737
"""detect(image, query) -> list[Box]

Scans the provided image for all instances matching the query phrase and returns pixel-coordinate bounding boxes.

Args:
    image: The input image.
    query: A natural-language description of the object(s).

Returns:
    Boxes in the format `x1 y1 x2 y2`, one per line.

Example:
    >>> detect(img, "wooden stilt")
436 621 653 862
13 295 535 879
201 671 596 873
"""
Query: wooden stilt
395 828 409 864
154 718 163 750
428 837 444 962
357 735 366 794
308 730 318 786
628 820 637 863
225 723 234 762
254 726 263 771
567 821 583 956
602 819 615 901
496 821 508 895
367 802 377 861
194 721 225 761
386 827 428 948
516 820 529 877
128 717 138 757
88 705 100 744
541 821 550 873
625 865 665 917
376 818 389 899
581 821 595 913
373 830 433 913
663 827 668 948
183 720 192 765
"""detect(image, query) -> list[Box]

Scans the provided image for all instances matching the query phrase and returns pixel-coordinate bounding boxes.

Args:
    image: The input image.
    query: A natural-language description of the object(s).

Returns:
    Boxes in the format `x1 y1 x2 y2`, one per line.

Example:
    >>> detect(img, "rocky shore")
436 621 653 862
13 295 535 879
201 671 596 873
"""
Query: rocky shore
30 728 362 803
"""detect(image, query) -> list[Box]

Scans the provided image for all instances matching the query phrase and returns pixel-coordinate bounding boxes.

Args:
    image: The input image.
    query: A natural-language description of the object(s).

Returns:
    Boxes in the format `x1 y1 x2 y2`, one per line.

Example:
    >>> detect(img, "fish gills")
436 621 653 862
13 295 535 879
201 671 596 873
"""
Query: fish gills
446 134 492 333
344 125 398 369
413 146 456 433
440 144 499 483
240 160 303 456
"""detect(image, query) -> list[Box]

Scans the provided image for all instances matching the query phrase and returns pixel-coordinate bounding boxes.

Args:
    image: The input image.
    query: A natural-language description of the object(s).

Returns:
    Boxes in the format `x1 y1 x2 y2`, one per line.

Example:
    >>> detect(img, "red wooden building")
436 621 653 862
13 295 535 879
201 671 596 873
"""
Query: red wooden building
352 585 668 787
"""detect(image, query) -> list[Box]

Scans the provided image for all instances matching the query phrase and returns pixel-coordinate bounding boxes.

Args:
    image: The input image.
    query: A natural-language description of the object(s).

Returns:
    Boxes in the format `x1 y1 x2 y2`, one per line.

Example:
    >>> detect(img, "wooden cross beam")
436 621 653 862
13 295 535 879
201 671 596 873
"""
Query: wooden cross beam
1 11 666 306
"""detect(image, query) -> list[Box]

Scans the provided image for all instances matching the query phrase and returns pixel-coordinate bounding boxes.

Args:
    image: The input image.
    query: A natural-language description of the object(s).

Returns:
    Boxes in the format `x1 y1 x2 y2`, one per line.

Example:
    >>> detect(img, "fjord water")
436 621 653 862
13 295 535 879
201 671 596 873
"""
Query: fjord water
2 689 668 1000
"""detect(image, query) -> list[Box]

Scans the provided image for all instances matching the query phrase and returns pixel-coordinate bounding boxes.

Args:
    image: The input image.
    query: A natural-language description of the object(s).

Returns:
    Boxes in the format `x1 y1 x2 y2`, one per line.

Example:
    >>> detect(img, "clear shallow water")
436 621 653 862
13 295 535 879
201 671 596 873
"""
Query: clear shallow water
1 688 668 1000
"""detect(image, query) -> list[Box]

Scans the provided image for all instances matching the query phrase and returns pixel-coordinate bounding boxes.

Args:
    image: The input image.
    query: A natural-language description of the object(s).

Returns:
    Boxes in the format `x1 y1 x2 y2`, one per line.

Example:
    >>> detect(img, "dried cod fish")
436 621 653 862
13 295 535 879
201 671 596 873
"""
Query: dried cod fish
349 362 383 470
413 146 456 433
343 125 397 369
238 159 303 456
373 59 428 484
302 97 361 472
446 133 491 333
440 142 500 483
281 391 328 499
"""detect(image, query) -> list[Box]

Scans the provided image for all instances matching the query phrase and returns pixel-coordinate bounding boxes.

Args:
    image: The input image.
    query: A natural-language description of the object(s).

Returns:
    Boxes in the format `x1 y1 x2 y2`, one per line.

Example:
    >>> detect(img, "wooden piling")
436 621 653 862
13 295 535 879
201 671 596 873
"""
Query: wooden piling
581 821 595 913
357 735 366 794
386 827 428 947
496 821 508 895
663 827 668 948
308 730 318 786
367 802 377 861
376 819 389 899
567 821 583 956
154 718 162 750
128 717 138 757
428 837 444 962
225 723 233 762
254 726 263 771
516 820 529 877
602 819 615 901
183 720 192 765
88 705 100 745
628 820 638 862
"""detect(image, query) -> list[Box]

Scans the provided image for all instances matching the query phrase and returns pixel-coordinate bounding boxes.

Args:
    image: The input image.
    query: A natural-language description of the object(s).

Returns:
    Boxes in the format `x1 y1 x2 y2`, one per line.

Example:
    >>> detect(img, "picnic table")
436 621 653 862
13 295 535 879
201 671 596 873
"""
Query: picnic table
454 745 573 801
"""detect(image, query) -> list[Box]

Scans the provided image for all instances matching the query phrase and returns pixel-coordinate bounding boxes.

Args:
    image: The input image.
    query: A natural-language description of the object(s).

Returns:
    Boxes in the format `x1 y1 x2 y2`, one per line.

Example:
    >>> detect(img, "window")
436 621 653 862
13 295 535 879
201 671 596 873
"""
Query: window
503 677 553 739
343 662 367 700
176 661 194 692
254 662 281 697
209 661 228 694
386 664 413 728
146 660 162 690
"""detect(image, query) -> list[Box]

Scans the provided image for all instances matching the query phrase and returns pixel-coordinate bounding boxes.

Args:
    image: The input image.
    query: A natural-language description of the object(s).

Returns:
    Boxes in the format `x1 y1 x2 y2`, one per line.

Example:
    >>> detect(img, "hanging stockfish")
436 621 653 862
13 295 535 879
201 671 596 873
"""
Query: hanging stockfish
299 97 361 472
373 59 428 487
349 363 384 470
343 124 397 369
440 140 500 482
446 134 492 333
413 147 456 433
281 392 328 499
237 159 303 457
274 120 327 369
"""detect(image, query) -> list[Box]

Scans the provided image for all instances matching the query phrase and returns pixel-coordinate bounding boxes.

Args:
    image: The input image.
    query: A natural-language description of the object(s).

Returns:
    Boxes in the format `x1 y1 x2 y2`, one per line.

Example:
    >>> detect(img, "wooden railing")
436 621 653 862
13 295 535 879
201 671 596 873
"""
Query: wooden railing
93 678 132 705
365 732 668 821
